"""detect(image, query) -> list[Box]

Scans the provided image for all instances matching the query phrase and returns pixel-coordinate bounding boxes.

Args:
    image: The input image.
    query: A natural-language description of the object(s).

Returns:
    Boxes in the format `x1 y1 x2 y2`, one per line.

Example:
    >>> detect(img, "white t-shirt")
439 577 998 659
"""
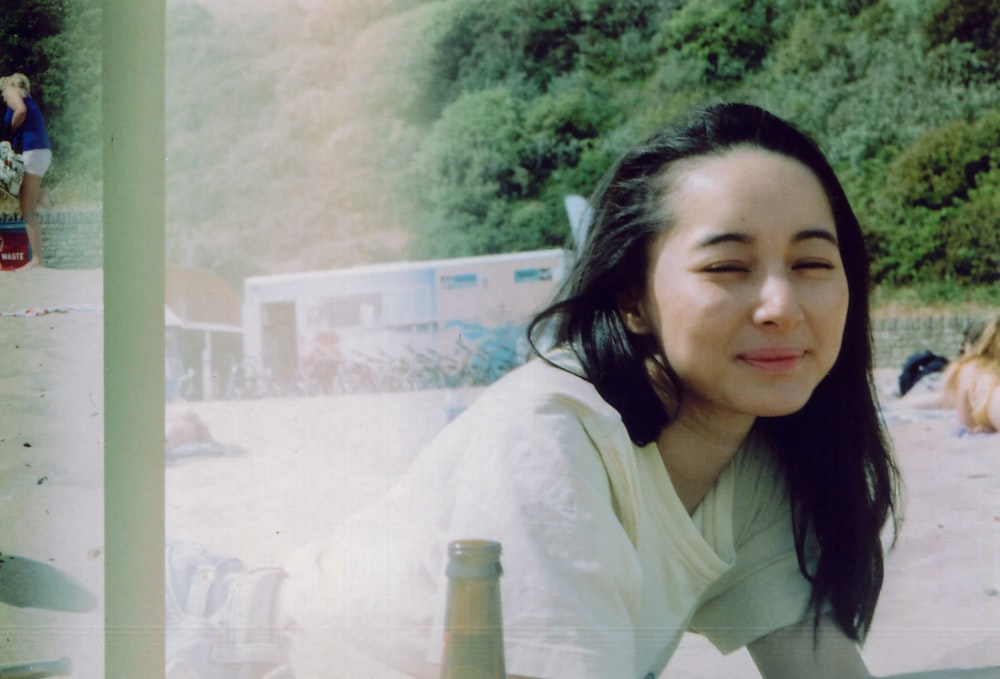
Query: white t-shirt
280 354 817 679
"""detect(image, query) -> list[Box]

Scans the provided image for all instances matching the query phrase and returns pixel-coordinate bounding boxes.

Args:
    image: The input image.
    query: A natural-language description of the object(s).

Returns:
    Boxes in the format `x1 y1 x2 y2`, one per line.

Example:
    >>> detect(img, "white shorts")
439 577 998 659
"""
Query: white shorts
22 149 52 177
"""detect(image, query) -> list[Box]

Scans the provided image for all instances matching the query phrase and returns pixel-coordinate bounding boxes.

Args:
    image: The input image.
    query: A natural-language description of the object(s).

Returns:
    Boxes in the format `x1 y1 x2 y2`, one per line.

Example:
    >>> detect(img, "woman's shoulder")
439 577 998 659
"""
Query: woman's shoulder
477 351 626 434
2 86 25 103
420 355 628 498
448 351 644 542
444 351 641 470
952 358 1000 389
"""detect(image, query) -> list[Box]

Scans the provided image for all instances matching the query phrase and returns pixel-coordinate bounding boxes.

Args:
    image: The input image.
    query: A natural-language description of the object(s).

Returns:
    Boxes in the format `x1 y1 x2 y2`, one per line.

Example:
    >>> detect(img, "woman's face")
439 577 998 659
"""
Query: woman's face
623 146 849 427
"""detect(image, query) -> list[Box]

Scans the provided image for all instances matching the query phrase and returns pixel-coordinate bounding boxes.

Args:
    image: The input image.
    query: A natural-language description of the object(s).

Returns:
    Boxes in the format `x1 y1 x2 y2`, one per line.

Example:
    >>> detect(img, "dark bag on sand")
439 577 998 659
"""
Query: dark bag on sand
898 350 949 396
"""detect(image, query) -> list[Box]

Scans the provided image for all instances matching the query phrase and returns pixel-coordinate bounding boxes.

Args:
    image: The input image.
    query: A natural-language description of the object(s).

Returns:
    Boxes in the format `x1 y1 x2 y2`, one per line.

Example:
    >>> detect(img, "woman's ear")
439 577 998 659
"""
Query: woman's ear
617 289 653 335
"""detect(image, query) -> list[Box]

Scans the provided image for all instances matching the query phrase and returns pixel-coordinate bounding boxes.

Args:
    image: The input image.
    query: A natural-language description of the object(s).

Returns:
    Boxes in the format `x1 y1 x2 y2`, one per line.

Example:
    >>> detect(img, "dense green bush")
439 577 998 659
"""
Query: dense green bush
414 87 537 257
925 0 1000 74
882 112 1000 210
656 0 780 84
36 0 102 196
573 0 671 80
866 111 1000 286
428 0 584 103
866 207 947 286
940 168 1000 284
0 0 63 78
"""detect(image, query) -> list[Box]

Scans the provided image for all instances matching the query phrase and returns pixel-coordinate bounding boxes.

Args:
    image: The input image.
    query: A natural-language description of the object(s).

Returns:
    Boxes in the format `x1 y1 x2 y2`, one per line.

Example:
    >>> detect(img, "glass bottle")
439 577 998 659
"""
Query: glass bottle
440 539 506 679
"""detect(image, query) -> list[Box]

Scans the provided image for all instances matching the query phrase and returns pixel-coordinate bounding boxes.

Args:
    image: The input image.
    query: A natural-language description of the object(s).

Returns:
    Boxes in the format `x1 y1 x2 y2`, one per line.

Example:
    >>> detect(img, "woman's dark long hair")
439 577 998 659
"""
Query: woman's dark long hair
528 102 901 642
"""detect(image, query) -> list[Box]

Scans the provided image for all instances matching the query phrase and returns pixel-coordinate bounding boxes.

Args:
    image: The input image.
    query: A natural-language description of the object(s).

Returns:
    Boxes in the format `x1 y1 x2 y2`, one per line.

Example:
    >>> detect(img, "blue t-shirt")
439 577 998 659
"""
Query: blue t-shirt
5 96 51 152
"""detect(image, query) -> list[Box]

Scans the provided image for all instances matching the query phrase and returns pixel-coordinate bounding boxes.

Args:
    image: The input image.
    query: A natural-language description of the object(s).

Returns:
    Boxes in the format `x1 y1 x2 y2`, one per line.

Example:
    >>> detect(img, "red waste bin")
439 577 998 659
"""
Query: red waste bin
0 220 31 270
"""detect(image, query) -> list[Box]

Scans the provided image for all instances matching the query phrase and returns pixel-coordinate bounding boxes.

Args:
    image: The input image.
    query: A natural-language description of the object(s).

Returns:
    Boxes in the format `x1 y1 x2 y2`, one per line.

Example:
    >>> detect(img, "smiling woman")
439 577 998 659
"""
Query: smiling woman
514 104 895 672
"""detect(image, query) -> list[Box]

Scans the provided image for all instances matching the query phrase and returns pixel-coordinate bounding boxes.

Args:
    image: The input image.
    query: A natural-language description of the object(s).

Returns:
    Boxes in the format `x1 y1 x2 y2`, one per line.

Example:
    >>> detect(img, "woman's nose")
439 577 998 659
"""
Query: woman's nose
753 273 804 329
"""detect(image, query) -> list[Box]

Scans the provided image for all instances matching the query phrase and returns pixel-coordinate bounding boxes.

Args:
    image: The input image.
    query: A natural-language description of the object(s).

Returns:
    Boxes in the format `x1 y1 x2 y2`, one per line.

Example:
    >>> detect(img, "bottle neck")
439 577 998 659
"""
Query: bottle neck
440 540 506 679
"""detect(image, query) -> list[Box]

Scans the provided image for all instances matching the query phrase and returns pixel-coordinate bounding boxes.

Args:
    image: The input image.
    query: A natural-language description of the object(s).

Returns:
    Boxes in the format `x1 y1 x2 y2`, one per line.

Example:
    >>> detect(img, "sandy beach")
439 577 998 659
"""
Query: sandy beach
0 268 104 677
1 266 998 677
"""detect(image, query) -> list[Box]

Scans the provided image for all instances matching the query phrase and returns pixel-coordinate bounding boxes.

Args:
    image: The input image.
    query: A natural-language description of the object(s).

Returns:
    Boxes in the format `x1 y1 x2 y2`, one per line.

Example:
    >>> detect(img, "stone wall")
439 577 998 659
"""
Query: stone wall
872 314 993 368
41 209 103 269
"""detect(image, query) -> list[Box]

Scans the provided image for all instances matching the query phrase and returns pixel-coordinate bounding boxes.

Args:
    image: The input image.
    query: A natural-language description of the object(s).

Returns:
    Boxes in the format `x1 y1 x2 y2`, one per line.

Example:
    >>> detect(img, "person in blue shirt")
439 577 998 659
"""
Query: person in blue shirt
2 72 52 269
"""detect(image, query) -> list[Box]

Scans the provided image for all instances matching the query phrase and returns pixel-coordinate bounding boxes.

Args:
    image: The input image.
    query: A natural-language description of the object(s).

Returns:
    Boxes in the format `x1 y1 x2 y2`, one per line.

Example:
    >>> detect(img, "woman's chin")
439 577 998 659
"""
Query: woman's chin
745 393 814 419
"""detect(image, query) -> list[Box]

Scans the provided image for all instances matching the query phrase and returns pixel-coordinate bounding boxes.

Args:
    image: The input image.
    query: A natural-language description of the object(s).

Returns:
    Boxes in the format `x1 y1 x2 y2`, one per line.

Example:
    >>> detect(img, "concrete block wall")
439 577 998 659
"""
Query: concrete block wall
41 209 103 269
872 314 992 368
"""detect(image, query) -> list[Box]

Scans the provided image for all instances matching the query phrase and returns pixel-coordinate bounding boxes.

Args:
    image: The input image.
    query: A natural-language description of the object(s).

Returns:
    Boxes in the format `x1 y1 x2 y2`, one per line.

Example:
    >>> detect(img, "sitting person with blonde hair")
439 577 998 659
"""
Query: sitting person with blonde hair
944 316 1000 433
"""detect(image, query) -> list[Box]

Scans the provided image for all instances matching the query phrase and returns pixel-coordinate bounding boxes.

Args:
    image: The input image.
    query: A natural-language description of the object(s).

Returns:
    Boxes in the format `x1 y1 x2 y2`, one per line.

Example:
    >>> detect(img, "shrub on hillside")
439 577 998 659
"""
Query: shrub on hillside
941 167 1000 284
866 207 947 287
656 0 779 84
415 86 555 257
868 111 1000 286
428 0 583 101
881 111 1000 210
925 0 1000 74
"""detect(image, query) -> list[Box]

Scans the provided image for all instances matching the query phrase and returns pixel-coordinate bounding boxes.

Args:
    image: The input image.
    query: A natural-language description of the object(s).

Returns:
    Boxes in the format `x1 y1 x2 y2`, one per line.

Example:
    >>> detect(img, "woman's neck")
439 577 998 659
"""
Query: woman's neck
656 407 754 514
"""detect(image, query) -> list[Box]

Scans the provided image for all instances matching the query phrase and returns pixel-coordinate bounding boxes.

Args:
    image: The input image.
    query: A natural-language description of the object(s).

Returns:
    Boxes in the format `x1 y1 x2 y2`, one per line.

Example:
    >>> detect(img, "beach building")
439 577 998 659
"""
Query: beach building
165 267 243 401
241 249 571 393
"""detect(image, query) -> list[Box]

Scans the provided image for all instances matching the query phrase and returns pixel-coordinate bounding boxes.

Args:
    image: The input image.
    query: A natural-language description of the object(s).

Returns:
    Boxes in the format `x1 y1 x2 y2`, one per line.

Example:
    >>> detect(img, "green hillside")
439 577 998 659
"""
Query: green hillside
162 0 1000 304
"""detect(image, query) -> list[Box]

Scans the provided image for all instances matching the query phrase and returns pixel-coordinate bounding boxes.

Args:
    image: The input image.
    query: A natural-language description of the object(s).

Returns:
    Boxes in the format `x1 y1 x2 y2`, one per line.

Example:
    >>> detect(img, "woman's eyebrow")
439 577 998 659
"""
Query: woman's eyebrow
697 227 839 249
696 231 753 248
793 228 839 245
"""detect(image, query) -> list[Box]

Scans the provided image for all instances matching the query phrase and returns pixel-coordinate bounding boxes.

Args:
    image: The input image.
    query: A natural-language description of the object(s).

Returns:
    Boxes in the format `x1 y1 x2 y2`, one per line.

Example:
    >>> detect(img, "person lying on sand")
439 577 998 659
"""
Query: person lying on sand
165 411 244 462
943 317 1000 434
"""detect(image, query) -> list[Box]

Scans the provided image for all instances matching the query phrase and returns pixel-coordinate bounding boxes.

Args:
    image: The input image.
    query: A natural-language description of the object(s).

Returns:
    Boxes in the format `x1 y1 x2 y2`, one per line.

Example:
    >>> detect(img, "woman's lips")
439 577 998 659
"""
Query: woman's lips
739 348 806 374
